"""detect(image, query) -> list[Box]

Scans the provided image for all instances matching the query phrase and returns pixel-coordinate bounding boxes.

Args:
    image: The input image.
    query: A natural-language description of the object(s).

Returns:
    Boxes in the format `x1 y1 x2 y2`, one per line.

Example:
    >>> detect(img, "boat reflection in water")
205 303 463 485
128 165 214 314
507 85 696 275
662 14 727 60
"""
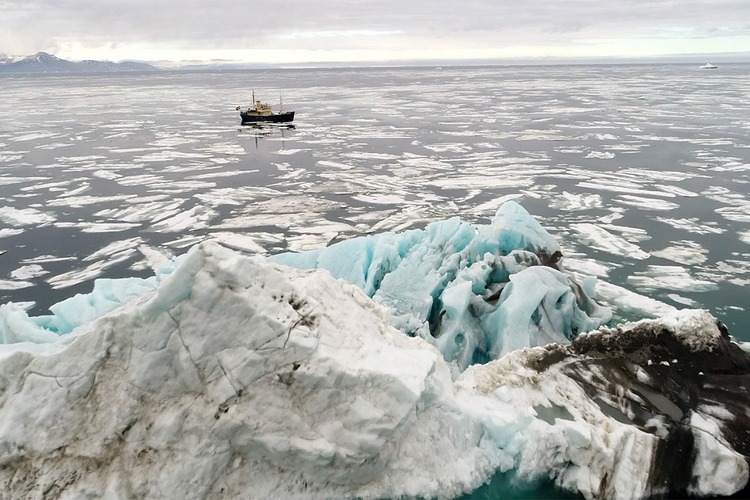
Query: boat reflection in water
238 122 295 149
240 123 296 134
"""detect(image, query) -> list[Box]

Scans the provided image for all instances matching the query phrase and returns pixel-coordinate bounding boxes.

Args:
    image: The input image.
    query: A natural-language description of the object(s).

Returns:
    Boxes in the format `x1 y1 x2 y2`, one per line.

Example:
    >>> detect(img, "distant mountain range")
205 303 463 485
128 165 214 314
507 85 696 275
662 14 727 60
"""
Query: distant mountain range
0 52 157 74
2 50 748 75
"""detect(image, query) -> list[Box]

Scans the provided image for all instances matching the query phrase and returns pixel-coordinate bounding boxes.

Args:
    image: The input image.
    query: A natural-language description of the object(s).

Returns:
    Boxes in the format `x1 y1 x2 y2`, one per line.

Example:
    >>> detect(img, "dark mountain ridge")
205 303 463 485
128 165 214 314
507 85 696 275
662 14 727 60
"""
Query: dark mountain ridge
0 52 157 73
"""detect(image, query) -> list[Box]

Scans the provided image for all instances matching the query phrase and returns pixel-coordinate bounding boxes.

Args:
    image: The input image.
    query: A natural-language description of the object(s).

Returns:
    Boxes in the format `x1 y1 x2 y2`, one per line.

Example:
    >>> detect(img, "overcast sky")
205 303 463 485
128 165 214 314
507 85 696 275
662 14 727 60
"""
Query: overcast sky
2 0 749 64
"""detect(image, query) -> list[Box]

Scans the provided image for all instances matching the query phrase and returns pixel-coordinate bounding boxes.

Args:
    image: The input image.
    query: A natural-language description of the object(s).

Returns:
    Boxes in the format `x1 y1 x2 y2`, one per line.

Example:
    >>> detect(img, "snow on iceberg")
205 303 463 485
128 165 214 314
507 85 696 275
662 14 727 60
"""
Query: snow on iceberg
272 201 612 371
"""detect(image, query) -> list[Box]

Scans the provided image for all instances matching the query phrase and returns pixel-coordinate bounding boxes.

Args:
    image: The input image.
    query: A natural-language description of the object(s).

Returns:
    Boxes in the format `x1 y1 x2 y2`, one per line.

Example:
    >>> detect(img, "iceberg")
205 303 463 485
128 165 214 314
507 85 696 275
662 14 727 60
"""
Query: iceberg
272 201 611 371
0 202 748 500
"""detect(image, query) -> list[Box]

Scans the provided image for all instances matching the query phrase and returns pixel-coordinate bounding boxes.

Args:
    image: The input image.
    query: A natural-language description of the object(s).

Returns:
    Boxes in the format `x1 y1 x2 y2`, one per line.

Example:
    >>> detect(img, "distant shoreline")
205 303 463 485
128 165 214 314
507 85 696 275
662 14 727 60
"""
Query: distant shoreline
2 51 749 73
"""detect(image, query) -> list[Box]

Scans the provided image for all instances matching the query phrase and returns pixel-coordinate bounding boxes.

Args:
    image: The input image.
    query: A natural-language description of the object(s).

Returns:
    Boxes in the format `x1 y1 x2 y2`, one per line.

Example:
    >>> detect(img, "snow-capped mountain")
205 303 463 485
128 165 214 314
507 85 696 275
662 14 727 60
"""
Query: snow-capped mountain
0 51 157 73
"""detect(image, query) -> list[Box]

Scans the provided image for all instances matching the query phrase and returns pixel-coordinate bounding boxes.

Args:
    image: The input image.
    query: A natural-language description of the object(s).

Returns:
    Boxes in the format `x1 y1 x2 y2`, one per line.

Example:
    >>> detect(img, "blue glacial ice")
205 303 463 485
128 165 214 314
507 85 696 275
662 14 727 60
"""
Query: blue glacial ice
272 201 612 371
0 276 163 344
0 201 611 374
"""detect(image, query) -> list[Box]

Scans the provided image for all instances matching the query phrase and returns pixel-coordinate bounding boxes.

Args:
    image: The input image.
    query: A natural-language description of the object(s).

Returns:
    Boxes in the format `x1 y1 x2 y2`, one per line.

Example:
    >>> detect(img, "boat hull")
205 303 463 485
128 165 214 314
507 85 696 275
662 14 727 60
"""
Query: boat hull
240 111 295 124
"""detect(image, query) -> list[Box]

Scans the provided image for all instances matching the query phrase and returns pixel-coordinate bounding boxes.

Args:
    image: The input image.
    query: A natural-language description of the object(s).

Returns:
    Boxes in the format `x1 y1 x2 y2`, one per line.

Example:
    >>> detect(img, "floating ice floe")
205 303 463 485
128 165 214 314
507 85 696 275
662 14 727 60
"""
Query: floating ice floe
570 222 651 261
0 206 56 227
0 202 748 499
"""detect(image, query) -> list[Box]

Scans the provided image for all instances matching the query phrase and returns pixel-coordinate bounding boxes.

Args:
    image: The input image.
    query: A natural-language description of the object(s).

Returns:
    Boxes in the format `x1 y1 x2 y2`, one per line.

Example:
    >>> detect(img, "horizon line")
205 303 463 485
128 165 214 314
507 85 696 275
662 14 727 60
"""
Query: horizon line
4 50 750 69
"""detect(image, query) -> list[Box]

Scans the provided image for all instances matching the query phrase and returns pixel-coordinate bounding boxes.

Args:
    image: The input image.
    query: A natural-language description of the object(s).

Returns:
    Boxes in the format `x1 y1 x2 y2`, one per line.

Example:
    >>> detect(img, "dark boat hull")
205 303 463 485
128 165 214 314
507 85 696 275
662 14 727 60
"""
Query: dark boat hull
240 111 295 124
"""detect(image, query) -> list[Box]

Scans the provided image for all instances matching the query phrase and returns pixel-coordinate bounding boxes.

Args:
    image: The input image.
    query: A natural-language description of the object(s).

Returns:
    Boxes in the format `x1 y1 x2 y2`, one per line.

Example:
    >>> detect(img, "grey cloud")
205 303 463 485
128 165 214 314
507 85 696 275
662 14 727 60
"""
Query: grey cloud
2 0 749 57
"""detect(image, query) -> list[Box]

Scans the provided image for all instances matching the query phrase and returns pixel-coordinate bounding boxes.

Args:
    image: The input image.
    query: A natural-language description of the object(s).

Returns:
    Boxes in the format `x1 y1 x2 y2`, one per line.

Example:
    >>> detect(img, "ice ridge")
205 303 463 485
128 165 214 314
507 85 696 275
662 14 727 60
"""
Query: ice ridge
272 201 612 371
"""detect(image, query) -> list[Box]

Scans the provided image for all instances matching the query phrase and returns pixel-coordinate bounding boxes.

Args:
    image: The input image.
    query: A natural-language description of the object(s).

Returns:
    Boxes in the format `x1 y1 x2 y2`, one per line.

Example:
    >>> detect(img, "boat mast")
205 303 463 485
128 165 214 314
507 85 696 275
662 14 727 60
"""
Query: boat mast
279 92 283 113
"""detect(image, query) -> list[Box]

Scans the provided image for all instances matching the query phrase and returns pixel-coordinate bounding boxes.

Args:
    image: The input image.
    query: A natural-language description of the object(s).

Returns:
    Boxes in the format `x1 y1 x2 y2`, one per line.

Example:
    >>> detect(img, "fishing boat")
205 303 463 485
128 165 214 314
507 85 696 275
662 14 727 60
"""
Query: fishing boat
237 92 295 124
699 62 718 70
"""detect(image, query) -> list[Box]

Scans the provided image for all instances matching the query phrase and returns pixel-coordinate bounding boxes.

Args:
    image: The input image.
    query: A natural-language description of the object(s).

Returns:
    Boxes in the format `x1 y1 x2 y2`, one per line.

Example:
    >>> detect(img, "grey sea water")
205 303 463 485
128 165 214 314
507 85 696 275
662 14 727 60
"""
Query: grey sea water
1 63 749 342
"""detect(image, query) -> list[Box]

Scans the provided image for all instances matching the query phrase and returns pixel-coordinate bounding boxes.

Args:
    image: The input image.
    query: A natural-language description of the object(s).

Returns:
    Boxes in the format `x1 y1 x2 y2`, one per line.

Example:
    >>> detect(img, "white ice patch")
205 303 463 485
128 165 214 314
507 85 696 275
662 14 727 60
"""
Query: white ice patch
20 181 74 193
571 223 650 260
0 206 56 227
655 184 701 197
8 132 59 142
367 206 447 233
149 206 218 232
595 282 677 319
85 238 144 263
517 131 576 141
342 152 400 161
666 293 698 307
272 148 307 156
615 195 679 211
655 217 725 235
0 176 49 186
563 257 613 278
136 150 209 162
47 256 133 290
21 255 76 265
399 155 455 172
628 266 718 293
0 154 25 163
577 180 678 199
47 194 137 208
716 205 750 223
0 280 33 291
585 151 615 159
187 169 255 180
0 229 23 238
317 160 357 170
423 143 473 153
352 194 410 205
208 232 268 255
580 133 619 141
196 142 246 155
95 199 186 223
549 192 603 211
229 193 343 214
162 235 205 249
10 265 48 280
54 222 141 233
717 260 750 287
651 241 709 266
429 174 534 190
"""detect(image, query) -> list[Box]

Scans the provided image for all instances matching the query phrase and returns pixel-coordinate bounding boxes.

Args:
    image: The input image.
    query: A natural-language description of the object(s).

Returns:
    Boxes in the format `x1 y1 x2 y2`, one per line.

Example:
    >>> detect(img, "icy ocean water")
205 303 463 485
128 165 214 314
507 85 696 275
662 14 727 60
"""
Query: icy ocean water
1 63 749 497
2 64 749 336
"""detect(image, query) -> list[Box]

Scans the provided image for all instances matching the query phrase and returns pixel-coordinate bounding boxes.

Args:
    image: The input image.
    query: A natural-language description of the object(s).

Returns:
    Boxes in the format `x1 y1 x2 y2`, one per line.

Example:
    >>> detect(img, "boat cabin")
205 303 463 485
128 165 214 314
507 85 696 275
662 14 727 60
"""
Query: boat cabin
247 100 273 116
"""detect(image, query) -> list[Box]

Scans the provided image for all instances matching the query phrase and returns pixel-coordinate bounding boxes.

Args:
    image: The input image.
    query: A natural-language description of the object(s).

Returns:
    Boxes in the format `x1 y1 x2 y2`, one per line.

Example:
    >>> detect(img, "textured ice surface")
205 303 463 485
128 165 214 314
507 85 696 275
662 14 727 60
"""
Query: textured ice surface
0 242 746 500
271 201 612 371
